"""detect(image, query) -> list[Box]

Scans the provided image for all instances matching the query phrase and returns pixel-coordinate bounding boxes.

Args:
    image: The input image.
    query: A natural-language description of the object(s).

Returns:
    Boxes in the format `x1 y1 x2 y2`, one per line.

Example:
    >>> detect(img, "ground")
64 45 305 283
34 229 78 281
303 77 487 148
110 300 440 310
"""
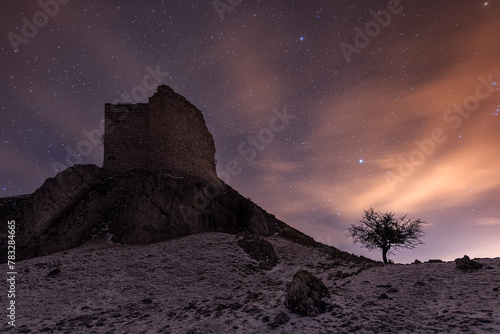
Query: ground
1 233 499 333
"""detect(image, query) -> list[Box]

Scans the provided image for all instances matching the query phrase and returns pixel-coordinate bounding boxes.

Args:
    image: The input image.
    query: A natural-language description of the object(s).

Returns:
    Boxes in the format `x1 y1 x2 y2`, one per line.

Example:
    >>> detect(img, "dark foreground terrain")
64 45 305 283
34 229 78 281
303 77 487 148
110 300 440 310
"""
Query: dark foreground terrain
1 232 499 333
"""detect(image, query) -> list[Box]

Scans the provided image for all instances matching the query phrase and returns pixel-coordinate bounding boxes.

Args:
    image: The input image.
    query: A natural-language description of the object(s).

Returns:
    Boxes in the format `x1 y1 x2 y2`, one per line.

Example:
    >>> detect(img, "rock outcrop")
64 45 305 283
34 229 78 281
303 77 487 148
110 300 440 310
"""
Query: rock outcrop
455 255 483 270
237 234 278 270
0 166 369 263
0 194 30 218
9 165 286 261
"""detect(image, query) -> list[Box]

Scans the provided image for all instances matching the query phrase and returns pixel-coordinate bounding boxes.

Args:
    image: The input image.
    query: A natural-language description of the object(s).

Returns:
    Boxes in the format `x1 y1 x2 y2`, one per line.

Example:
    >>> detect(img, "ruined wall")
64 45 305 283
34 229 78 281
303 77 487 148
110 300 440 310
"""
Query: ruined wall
148 85 216 179
103 85 217 180
103 103 150 170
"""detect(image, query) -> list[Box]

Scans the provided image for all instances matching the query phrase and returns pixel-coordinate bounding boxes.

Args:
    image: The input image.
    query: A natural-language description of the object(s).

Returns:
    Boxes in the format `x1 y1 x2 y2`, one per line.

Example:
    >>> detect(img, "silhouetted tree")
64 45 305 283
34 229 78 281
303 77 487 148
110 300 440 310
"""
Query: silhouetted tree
347 208 426 264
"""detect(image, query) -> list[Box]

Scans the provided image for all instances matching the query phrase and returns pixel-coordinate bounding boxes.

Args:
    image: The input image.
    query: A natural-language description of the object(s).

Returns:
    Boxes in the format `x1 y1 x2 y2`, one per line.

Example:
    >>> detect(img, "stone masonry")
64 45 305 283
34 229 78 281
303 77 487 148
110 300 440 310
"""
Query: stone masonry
103 85 217 180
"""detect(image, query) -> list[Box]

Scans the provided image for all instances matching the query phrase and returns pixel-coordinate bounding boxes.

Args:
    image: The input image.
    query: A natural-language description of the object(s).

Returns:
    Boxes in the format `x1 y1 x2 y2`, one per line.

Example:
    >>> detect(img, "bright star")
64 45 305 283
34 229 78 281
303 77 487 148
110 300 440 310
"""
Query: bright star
299 36 304 41
359 159 364 163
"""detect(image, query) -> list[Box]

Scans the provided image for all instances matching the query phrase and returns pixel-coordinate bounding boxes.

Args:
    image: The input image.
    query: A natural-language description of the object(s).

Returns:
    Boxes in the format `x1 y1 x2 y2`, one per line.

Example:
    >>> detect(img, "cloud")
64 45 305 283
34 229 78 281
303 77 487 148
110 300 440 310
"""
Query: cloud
475 218 500 226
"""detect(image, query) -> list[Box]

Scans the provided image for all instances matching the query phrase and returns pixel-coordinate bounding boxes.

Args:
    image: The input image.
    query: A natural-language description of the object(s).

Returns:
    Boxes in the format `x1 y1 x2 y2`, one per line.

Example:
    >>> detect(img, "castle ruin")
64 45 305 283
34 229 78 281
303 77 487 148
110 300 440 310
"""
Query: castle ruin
103 85 217 180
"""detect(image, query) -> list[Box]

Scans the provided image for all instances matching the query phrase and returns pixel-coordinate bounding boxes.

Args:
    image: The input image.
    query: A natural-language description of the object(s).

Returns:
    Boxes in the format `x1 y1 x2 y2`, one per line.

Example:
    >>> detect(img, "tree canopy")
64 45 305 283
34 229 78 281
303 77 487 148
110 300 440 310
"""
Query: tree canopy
347 208 426 264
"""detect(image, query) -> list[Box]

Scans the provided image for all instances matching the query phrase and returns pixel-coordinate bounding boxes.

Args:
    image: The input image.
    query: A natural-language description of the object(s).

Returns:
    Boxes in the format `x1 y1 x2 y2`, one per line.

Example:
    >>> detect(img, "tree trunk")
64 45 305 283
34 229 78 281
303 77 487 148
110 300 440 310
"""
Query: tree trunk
382 247 389 264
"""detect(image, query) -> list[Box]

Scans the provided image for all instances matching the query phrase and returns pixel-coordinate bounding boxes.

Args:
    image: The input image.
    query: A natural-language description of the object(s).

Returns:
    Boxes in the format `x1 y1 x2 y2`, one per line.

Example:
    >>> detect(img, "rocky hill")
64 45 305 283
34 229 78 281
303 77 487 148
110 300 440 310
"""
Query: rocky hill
1 164 365 263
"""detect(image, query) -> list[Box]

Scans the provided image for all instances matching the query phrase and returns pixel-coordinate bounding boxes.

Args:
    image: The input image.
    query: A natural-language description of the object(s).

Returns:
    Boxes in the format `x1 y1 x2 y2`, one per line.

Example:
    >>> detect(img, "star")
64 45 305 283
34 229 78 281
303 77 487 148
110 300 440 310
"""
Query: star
359 159 364 164
299 36 304 41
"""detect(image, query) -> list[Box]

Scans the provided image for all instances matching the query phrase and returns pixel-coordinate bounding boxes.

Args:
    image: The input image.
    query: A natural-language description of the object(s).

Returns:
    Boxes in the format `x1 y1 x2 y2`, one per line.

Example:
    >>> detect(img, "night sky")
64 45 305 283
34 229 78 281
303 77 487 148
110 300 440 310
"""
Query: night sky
1 0 499 263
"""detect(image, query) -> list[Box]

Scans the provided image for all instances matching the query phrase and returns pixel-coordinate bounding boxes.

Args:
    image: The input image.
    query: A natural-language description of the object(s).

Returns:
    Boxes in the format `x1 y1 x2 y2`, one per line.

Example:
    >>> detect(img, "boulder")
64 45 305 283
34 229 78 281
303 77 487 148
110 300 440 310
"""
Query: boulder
285 270 330 316
269 311 290 329
455 255 483 270
237 234 278 270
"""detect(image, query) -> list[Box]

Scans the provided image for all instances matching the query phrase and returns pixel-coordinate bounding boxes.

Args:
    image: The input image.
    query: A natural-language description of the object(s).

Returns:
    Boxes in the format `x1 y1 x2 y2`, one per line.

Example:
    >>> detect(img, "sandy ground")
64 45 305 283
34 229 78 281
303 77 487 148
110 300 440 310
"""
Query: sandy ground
1 232 499 333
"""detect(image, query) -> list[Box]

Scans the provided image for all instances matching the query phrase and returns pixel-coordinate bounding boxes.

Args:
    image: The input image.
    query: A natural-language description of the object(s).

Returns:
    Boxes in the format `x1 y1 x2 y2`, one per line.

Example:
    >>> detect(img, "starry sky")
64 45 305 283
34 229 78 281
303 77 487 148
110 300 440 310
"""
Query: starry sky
1 0 499 263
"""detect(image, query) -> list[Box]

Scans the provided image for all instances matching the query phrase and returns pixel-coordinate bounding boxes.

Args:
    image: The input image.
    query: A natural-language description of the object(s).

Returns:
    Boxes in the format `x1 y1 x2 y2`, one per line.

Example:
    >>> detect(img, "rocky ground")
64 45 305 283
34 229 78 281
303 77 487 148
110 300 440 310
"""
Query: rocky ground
1 232 499 333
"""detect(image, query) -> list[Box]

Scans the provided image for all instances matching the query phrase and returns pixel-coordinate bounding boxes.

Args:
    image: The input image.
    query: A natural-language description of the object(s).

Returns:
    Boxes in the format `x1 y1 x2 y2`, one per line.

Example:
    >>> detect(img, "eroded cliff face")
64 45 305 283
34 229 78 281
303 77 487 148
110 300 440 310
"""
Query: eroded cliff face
7 164 287 261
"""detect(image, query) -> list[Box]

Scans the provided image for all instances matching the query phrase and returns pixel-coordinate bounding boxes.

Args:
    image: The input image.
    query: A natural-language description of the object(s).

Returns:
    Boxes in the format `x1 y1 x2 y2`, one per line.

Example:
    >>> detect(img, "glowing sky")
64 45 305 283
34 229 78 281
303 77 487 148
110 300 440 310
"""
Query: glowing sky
1 0 499 263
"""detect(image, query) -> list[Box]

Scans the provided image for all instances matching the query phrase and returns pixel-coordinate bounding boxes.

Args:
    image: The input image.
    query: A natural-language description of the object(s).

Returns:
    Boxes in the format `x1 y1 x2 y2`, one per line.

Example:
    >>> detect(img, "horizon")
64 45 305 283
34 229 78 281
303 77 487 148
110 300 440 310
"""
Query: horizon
1 0 499 264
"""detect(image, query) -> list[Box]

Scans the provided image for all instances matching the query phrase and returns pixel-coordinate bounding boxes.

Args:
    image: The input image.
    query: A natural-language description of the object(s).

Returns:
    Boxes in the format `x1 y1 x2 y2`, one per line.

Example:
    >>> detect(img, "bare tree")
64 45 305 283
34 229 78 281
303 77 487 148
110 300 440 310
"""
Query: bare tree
347 208 426 264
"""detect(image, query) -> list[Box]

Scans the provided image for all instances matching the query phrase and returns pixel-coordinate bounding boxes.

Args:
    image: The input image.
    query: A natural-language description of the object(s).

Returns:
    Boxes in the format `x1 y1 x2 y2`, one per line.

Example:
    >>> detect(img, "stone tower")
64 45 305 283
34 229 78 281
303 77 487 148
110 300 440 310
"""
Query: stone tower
103 85 217 180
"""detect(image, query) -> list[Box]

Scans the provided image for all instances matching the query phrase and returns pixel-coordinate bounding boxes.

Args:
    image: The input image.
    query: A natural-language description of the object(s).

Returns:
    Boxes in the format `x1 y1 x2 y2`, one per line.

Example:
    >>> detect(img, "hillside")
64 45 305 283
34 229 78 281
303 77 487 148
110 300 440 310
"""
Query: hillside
1 232 498 333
